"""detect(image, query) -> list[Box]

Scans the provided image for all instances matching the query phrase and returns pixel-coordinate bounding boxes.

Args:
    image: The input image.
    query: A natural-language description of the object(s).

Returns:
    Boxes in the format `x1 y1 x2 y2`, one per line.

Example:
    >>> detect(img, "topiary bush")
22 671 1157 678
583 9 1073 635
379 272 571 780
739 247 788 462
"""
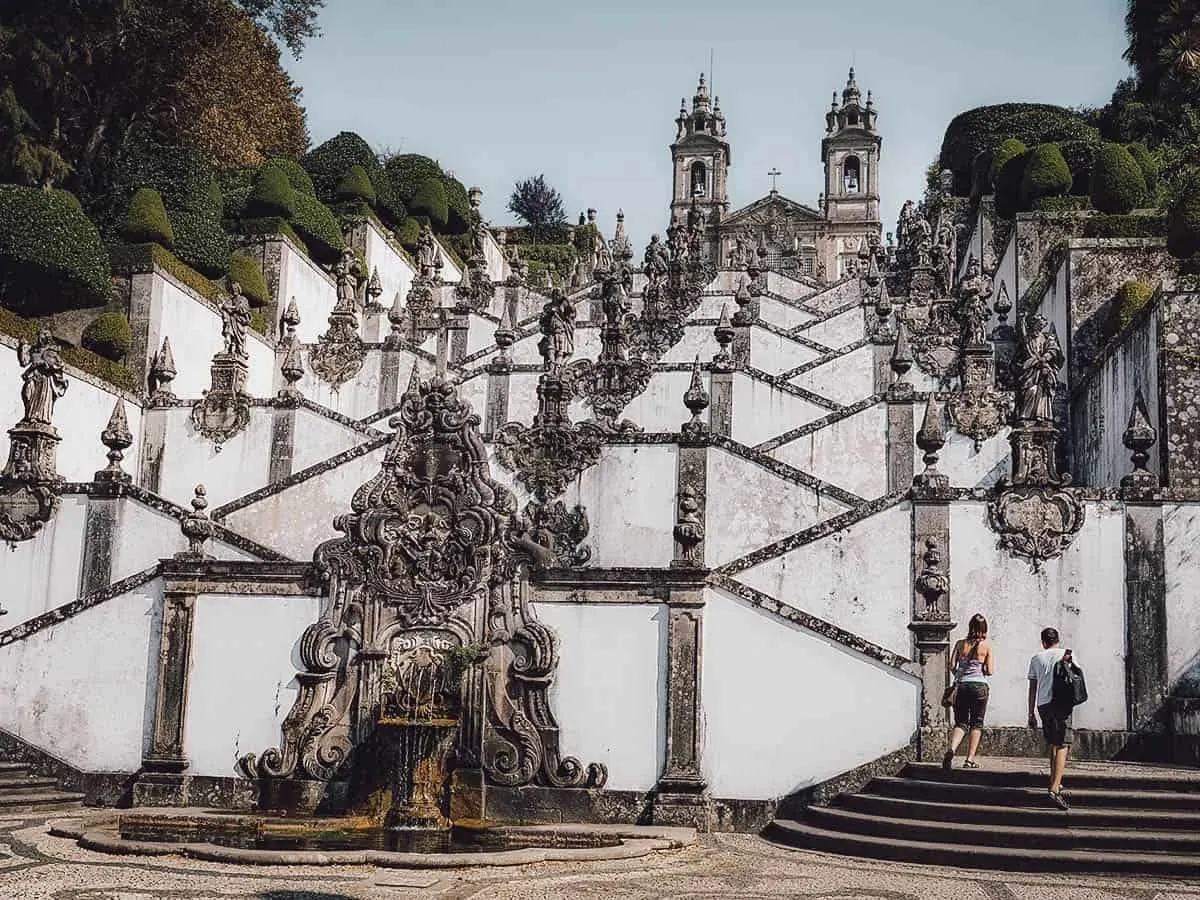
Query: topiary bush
410 177 449 229
517 243 578 284
1168 177 1200 262
246 164 297 219
969 150 994 199
1090 143 1148 215
1103 279 1155 340
994 150 1030 219
229 253 270 307
442 176 471 234
0 185 111 314
939 104 1100 196
1020 144 1073 209
385 154 443 203
1125 142 1158 194
167 206 231 279
80 312 132 361
264 157 317 197
395 217 421 249
290 191 345 262
1058 140 1100 196
122 188 175 249
987 138 1027 191
336 164 376 204
301 131 385 205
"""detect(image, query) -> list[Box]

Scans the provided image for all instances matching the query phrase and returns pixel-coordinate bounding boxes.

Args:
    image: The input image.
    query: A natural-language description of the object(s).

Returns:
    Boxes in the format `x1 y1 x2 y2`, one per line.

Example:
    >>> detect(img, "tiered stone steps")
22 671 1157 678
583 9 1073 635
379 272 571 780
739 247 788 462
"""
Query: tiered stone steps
0 762 83 813
764 758 1200 876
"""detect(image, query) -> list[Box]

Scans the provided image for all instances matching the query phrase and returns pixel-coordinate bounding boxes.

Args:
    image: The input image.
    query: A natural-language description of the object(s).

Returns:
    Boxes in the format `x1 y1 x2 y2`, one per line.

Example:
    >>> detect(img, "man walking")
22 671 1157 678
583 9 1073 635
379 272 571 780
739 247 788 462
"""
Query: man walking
1028 627 1075 810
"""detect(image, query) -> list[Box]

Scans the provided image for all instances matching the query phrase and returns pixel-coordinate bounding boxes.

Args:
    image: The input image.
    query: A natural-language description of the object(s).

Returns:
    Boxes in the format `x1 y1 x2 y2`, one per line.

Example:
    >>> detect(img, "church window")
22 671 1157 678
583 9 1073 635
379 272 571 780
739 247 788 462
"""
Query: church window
843 156 861 194
691 161 707 197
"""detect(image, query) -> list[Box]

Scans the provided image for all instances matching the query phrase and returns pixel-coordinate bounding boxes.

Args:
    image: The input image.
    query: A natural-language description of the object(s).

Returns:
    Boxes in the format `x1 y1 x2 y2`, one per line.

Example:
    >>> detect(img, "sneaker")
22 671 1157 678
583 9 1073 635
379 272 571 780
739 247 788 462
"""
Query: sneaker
1048 790 1069 811
942 750 954 771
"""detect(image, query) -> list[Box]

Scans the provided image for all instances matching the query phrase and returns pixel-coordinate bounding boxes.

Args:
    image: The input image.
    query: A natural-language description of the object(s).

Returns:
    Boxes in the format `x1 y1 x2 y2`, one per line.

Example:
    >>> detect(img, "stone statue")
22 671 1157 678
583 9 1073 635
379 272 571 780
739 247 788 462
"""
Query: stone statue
221 283 252 359
957 257 993 347
643 234 669 288
1014 313 1063 423
417 225 440 278
471 214 490 260
601 270 631 326
935 220 956 290
17 329 68 427
333 248 359 311
537 289 578 372
897 201 916 251
730 236 751 268
667 222 689 263
594 236 613 273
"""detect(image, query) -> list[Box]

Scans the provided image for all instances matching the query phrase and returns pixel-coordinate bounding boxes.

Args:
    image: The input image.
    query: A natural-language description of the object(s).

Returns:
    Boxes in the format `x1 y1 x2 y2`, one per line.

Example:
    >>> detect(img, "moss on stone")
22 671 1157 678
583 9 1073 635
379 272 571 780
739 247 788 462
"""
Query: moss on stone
80 311 132 361
109 242 222 302
1103 279 1155 341
229 253 269 307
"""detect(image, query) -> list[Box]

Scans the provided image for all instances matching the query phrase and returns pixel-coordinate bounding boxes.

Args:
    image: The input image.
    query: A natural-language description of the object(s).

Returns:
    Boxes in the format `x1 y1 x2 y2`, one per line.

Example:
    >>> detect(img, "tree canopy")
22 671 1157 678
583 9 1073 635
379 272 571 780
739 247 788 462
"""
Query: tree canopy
508 174 566 242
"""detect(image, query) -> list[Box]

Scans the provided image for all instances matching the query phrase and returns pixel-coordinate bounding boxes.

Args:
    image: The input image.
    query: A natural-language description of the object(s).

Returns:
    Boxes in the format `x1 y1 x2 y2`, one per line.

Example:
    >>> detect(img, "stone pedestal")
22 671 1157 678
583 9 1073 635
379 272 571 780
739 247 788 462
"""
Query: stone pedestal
190 355 251 447
0 421 64 543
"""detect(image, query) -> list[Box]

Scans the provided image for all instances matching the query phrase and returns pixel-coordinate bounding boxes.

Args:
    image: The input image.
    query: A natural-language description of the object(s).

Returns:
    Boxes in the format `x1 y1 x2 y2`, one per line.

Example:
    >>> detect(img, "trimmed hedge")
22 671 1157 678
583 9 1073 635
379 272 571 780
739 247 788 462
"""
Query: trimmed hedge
1081 214 1166 238
517 243 578 284
442 176 471 234
291 191 345 262
109 243 223 302
0 185 112 314
122 188 175 249
939 104 1100 196
1031 195 1091 213
1168 178 1200 261
1126 142 1158 193
337 164 376 204
167 206 231 279
0 308 133 390
250 308 269 335
395 217 421 249
410 177 449 229
970 150 994 199
1020 144 1073 208
302 132 383 202
80 312 132 361
1103 279 1154 340
229 253 269 307
265 157 317 197
1089 143 1147 215
1058 140 1100 196
988 138 1027 191
994 150 1029 219
385 154 443 203
246 164 297 219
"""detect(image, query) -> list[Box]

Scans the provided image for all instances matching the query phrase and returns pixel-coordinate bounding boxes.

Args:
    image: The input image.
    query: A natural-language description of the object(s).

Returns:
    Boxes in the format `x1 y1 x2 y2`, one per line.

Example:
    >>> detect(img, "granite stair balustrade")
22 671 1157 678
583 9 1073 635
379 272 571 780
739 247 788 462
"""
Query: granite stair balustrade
0 762 84 812
765 758 1200 876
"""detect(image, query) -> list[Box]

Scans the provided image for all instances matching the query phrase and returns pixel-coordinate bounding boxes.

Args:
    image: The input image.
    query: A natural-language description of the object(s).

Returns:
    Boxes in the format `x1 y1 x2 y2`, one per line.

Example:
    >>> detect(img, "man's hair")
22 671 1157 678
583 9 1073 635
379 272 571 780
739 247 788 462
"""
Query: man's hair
1041 627 1060 647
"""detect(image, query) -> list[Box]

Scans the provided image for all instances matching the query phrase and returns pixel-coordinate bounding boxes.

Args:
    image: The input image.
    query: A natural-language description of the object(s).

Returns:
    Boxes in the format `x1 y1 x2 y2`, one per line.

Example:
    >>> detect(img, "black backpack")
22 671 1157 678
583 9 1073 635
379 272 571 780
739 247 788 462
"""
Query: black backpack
1052 649 1088 708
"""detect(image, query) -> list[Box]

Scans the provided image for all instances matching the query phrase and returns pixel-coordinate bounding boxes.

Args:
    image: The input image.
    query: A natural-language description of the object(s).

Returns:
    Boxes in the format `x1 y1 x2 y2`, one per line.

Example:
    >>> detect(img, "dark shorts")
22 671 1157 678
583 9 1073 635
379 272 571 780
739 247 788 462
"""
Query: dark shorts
953 682 989 729
1038 702 1074 746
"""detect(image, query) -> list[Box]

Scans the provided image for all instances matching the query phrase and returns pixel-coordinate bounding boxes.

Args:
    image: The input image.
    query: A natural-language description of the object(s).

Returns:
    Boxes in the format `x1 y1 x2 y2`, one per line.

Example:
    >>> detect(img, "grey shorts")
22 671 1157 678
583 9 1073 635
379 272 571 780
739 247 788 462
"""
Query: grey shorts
953 682 989 729
1038 702 1073 746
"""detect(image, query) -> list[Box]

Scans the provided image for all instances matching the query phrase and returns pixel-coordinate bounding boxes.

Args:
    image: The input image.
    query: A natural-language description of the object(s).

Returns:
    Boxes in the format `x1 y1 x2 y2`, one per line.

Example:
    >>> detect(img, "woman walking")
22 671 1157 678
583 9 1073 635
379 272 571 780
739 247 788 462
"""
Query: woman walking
943 614 994 770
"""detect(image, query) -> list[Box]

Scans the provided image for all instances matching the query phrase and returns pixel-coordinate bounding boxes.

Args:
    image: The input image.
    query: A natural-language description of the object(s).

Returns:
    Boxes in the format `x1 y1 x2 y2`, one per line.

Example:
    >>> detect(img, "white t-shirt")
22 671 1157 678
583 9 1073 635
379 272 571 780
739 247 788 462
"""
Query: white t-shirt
1027 647 1079 707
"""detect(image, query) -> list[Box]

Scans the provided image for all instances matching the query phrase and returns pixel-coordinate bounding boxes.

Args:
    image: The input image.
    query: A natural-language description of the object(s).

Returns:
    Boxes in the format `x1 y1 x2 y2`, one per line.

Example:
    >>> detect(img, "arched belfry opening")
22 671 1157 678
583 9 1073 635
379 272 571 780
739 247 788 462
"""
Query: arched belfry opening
843 156 861 194
691 160 708 197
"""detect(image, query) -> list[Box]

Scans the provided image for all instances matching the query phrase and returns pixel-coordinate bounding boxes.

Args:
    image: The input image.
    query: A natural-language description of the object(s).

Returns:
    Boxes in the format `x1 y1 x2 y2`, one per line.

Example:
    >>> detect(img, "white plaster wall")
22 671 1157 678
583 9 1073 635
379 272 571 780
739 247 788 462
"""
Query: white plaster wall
938 427 1011 490
771 404 888 500
185 593 322 777
766 271 817 301
435 238 461 283
0 340 145 483
661 325 726 365
156 278 274 398
804 280 861 316
504 373 541 428
794 346 874 405
702 587 920 799
222 447 387 560
756 297 817 332
1163 504 1200 690
1073 310 1159 488
277 240 337 345
738 501 914 658
290 407 378 474
0 581 159 772
456 373 488 424
750 328 821 374
560 445 676 567
992 230 1018 312
113 500 193 581
704 447 849 568
296 350 386 421
483 230 509 282
157 408 273 508
949 501 1127 729
688 294 735 320
4 494 88 629
799 305 865 351
732 376 827 447
505 331 547 366
365 220 415 320
532 603 665 792
622 371 696 433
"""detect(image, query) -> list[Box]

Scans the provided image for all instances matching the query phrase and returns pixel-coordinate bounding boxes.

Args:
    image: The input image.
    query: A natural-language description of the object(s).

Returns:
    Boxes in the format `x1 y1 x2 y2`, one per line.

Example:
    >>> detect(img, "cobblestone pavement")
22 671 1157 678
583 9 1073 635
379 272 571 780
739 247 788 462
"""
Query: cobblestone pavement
2 811 1199 900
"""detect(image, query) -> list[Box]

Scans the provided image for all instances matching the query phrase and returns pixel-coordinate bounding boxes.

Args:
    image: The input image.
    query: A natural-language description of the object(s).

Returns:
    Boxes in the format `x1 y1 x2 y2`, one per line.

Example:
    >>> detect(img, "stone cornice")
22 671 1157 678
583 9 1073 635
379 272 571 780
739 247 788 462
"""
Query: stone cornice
160 560 317 596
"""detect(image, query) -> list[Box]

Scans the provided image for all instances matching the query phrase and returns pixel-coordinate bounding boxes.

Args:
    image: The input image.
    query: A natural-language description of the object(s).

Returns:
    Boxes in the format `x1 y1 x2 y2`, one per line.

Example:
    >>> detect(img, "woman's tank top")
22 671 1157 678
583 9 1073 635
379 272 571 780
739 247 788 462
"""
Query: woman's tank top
956 641 988 683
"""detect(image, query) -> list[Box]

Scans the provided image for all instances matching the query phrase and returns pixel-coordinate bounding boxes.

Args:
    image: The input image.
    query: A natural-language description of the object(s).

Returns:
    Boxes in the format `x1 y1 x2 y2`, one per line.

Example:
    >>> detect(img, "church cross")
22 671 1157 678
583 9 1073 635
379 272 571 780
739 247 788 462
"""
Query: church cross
768 168 781 193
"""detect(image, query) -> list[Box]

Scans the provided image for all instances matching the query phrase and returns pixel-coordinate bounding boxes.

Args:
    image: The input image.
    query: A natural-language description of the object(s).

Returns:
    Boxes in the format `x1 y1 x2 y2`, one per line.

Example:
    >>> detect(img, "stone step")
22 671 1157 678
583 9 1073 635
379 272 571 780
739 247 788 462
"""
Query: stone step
0 789 84 810
805 804 1200 854
0 763 30 775
839 792 1200 831
903 761 1200 793
765 818 1200 876
868 776 1200 811
0 776 60 793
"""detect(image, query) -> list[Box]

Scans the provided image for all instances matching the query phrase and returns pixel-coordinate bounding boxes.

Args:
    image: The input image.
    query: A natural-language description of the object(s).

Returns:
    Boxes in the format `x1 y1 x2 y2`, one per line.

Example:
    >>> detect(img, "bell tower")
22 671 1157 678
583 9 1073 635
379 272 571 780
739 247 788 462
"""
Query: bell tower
821 68 882 277
670 73 730 254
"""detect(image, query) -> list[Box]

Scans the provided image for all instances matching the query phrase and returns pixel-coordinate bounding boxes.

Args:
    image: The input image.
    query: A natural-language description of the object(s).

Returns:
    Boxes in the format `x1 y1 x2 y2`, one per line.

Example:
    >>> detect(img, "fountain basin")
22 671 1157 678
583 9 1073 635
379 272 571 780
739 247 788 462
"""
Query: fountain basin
56 809 695 868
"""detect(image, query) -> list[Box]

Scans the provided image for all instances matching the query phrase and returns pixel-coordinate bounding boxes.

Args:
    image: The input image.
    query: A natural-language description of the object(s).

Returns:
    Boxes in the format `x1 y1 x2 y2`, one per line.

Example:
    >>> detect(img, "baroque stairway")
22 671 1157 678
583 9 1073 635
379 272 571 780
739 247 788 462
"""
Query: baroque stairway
0 762 83 813
765 758 1200 876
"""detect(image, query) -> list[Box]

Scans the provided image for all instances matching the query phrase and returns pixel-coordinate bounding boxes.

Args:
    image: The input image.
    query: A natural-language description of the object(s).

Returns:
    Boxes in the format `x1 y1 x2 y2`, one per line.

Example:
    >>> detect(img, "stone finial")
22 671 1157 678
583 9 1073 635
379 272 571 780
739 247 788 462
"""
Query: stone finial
713 304 734 372
1121 386 1159 495
366 267 383 304
149 336 177 404
732 279 753 325
494 300 516 365
278 298 301 347
279 341 305 401
385 291 406 348
913 396 949 492
176 485 214 560
890 321 913 380
469 186 483 210
97 399 133 483
682 355 710 438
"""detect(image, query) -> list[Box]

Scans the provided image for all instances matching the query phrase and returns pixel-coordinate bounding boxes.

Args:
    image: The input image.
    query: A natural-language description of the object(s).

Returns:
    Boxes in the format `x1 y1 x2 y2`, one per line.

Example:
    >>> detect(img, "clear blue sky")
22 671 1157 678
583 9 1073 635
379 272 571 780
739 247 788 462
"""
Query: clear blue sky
283 0 1132 249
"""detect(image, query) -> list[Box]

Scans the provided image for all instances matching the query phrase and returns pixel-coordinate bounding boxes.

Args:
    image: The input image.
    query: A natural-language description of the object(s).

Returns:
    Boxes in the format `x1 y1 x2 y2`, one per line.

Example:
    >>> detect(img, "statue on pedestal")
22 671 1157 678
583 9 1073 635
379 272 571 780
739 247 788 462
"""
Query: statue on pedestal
537 289 578 373
17 330 67 427
1014 313 1063 424
220 283 251 360
333 249 360 311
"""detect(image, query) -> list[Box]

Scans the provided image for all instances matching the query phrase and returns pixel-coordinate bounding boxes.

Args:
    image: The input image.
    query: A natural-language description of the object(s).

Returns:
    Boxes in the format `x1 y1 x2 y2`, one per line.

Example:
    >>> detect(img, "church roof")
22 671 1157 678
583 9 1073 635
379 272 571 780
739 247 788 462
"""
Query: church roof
721 192 825 228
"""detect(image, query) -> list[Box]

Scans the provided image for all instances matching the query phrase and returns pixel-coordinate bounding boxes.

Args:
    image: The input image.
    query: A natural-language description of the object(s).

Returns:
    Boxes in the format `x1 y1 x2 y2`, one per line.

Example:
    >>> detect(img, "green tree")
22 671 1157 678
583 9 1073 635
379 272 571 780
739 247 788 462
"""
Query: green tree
234 0 327 57
508 174 566 242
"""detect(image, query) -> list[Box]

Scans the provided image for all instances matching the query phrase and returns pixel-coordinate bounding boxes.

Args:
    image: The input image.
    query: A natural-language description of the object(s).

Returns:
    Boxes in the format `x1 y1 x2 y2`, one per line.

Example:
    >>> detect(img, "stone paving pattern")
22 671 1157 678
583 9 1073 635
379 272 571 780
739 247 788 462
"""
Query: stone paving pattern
2 811 1199 900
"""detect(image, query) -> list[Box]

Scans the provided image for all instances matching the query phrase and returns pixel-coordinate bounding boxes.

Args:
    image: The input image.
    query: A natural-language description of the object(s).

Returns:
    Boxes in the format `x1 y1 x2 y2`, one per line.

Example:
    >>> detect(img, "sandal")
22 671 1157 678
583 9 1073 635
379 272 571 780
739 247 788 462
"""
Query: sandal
963 760 980 769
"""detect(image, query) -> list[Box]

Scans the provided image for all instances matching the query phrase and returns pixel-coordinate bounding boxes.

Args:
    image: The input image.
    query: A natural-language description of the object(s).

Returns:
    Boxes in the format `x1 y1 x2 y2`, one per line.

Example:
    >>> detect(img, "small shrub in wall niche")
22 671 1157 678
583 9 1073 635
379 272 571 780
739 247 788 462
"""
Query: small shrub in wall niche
410 177 449 230
246 164 297 219
229 253 270 307
1167 176 1200 265
80 312 133 361
1102 279 1155 341
0 185 112 315
1020 144 1073 209
1090 143 1148 215
122 188 175 249
1125 142 1159 195
336 164 376 206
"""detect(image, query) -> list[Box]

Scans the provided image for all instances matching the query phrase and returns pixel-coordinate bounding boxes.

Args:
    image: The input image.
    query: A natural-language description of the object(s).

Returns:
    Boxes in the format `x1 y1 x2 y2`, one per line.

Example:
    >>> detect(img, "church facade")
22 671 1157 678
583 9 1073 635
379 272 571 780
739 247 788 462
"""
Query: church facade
669 69 882 281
